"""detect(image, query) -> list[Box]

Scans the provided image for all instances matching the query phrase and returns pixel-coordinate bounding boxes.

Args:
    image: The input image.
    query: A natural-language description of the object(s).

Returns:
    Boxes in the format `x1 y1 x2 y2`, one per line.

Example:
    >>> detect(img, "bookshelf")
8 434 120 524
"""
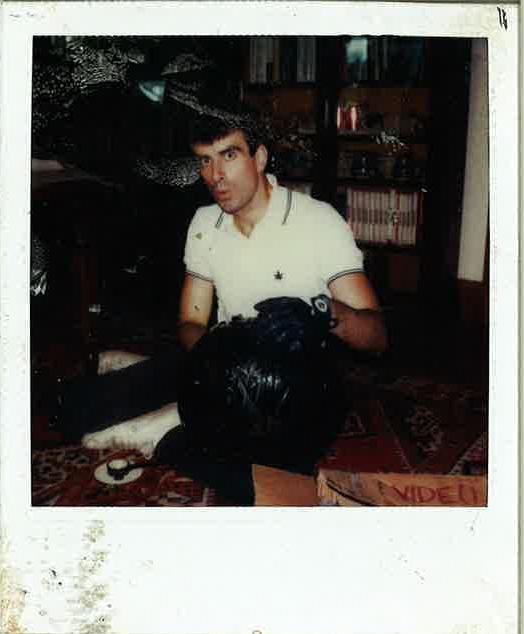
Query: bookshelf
241 35 461 301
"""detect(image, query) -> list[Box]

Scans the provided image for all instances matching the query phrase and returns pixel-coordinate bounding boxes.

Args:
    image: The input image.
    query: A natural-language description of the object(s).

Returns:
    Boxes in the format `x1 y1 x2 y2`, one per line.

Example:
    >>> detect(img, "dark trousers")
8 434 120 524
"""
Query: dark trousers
58 349 185 442
57 347 254 504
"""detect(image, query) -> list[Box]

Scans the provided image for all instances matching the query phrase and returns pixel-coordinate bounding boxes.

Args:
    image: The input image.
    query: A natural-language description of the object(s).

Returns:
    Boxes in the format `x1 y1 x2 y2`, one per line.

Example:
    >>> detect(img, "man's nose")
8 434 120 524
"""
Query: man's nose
210 160 224 184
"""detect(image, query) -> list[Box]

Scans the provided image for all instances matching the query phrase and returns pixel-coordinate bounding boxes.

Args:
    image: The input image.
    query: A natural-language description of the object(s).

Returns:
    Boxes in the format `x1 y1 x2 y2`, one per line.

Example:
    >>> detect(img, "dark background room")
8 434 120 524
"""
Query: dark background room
30 35 488 507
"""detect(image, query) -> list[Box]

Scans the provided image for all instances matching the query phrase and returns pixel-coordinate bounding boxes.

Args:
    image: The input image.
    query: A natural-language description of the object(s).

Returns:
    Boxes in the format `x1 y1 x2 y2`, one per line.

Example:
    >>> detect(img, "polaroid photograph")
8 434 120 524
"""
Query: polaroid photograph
0 2 519 633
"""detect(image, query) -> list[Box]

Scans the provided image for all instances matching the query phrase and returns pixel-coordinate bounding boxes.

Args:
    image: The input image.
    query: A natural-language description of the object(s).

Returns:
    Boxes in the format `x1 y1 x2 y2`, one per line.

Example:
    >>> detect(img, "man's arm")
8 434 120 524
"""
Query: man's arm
177 274 215 351
329 272 388 353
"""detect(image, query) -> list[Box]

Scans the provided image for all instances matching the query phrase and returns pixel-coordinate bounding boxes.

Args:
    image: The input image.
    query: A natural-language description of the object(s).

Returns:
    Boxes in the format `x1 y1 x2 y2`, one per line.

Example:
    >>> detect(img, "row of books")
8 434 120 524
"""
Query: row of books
249 36 317 84
248 35 424 85
346 187 423 246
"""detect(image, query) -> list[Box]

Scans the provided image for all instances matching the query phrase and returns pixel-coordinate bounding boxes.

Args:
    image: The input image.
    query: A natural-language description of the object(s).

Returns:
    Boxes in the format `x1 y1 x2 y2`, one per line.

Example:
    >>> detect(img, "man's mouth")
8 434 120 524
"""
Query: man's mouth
213 189 230 201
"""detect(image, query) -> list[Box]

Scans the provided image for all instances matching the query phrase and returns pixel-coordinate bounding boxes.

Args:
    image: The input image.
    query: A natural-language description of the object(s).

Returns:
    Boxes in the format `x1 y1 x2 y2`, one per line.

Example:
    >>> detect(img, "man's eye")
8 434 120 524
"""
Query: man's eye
224 150 236 160
200 157 211 168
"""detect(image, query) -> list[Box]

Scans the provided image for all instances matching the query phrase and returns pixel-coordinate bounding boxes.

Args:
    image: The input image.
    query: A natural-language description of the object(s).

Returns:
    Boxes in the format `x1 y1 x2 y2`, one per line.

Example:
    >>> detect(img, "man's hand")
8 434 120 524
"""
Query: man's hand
328 273 388 353
253 295 337 352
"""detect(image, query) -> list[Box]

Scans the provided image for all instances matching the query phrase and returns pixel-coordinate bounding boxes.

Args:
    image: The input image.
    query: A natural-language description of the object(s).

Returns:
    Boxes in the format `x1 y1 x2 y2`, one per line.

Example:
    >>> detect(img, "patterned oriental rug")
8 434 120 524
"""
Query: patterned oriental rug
31 365 487 507
31 444 227 507
319 366 488 476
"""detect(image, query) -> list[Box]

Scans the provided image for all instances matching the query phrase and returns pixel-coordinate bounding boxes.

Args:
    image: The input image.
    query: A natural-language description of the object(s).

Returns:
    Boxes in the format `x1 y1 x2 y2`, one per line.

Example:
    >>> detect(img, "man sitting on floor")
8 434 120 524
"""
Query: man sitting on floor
60 105 387 470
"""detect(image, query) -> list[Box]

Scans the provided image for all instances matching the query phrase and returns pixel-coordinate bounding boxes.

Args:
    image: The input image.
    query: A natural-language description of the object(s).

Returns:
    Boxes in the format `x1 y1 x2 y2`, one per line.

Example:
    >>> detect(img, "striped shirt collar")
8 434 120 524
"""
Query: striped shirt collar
215 174 293 230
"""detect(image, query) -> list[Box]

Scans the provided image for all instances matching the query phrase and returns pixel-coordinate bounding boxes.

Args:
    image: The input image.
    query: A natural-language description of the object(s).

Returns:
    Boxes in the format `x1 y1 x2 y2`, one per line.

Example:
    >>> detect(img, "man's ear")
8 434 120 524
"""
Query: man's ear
254 144 268 173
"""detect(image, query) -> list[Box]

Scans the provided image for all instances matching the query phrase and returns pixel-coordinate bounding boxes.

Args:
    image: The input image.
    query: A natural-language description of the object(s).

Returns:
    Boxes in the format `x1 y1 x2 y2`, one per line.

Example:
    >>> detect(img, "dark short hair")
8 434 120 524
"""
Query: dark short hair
188 106 267 157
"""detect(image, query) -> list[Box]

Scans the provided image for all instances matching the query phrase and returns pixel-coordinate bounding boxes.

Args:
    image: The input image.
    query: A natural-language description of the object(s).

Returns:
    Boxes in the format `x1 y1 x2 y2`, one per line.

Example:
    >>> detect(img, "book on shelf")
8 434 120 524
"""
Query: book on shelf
272 37 281 83
249 36 316 84
340 35 425 84
280 37 297 83
383 36 425 83
346 186 422 247
368 37 381 81
296 36 316 82
342 36 369 83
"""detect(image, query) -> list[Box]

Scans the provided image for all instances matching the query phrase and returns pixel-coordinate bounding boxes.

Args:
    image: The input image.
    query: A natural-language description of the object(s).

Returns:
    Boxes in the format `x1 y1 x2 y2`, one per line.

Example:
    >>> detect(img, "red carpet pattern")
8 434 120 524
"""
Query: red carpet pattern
31 364 487 507
32 445 223 506
318 368 487 476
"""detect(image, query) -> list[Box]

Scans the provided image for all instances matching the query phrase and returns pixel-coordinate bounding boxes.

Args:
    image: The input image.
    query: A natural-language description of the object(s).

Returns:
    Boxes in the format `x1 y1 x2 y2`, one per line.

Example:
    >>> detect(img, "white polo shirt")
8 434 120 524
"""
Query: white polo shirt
184 175 364 322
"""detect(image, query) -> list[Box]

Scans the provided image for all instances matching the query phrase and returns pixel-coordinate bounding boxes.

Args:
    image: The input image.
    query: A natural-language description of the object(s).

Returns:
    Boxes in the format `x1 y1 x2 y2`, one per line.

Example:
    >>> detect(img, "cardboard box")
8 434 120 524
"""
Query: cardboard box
252 464 319 506
317 469 487 507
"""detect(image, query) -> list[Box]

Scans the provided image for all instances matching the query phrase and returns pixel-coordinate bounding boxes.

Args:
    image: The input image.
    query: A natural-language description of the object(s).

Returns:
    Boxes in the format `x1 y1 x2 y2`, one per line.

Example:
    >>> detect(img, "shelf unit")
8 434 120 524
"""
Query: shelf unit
242 35 472 308
242 35 443 300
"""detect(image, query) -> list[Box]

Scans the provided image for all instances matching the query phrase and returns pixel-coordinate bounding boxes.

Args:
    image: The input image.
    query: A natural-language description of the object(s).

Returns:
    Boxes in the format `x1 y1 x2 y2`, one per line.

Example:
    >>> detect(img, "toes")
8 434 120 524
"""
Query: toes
140 444 154 460
82 432 103 449
82 429 114 450
82 433 94 448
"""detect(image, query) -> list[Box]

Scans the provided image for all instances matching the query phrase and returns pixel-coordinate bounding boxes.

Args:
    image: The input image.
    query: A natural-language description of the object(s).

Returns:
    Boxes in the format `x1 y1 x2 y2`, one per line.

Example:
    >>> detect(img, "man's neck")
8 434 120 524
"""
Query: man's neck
234 176 272 238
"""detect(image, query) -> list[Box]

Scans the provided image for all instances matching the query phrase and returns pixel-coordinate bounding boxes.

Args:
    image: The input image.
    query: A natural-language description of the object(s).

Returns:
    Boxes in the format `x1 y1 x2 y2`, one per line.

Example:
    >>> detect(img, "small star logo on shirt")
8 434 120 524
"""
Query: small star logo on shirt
274 270 284 281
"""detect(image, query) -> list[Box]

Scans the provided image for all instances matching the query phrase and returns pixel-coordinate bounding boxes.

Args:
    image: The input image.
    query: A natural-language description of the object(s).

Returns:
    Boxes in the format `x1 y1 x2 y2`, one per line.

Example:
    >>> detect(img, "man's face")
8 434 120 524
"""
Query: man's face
192 130 267 215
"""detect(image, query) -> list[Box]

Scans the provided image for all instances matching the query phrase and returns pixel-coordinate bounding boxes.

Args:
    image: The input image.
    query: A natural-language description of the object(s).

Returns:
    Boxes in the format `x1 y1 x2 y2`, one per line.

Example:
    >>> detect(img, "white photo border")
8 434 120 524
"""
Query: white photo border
0 3 518 634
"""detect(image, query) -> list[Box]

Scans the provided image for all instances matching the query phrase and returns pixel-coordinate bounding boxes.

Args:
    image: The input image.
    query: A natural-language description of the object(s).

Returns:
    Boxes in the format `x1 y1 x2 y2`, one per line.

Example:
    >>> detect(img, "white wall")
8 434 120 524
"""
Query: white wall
457 39 489 282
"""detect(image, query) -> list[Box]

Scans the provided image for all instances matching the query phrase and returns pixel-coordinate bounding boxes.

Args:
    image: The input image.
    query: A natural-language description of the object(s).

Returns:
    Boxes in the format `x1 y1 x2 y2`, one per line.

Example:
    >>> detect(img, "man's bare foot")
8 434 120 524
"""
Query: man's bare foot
82 402 181 458
97 350 150 375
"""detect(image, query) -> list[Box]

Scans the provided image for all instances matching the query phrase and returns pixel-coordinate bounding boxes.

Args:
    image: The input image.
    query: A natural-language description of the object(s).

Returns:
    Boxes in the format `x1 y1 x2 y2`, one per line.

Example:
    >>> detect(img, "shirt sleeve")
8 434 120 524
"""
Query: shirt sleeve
315 201 364 285
183 206 216 282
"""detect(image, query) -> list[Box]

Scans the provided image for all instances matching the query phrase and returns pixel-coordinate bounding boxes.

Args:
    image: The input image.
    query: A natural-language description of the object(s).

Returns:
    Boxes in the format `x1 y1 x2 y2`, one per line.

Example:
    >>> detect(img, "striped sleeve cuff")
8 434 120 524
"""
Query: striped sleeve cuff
186 269 214 283
326 268 364 285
